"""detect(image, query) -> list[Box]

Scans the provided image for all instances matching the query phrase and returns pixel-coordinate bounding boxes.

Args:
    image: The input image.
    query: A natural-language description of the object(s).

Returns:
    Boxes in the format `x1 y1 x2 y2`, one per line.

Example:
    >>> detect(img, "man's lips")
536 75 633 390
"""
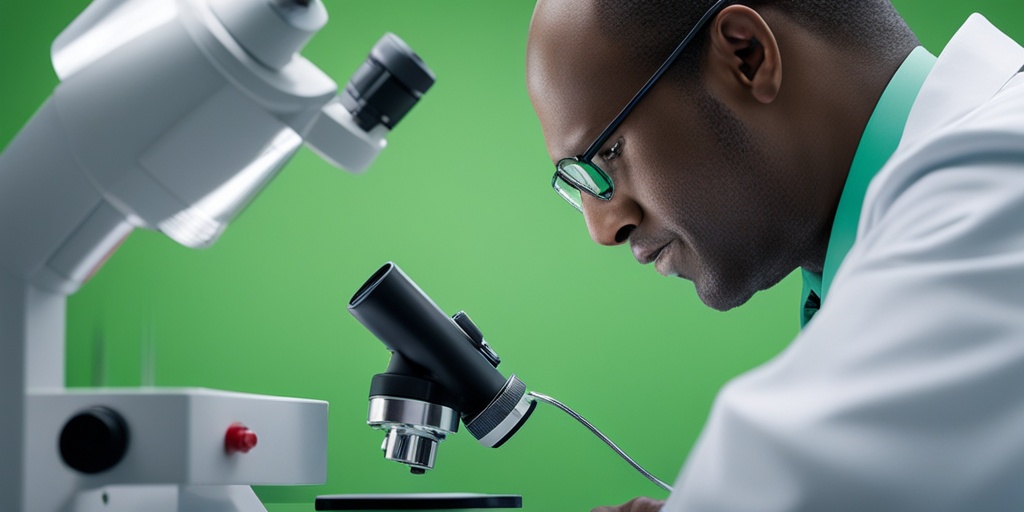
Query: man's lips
632 241 671 265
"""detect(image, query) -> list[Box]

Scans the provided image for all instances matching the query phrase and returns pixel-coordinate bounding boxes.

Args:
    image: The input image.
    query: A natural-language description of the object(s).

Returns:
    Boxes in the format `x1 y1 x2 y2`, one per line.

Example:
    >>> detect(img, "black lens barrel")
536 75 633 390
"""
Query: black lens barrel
342 33 436 131
349 263 508 419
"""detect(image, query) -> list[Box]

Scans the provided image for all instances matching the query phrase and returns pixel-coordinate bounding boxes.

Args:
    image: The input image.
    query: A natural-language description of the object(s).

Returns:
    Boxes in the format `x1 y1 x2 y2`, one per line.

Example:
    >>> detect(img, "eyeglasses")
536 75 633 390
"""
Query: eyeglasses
551 0 729 212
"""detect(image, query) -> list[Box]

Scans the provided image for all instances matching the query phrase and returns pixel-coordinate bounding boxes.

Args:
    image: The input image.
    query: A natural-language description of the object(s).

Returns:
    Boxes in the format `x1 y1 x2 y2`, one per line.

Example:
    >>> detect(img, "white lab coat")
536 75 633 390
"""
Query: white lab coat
665 15 1024 512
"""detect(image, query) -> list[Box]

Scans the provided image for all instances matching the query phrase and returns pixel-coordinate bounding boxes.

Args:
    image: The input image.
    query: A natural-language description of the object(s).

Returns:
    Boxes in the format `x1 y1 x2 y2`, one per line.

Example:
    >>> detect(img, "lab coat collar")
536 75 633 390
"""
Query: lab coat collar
898 14 1024 152
802 14 1024 328
858 14 1024 242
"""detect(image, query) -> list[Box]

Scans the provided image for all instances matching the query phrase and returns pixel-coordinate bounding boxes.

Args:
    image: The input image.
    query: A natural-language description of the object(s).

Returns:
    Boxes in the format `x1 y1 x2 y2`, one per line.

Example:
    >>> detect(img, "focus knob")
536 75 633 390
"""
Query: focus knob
59 406 129 474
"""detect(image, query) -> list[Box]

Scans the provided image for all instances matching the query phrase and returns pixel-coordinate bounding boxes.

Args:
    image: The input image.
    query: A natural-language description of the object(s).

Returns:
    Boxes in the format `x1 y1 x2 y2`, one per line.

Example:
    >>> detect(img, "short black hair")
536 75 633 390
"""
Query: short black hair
596 0 919 84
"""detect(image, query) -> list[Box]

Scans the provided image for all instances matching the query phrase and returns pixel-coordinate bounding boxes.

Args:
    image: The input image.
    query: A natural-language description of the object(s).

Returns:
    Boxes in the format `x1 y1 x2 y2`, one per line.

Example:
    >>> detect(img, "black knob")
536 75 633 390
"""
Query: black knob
452 311 502 368
59 406 129 474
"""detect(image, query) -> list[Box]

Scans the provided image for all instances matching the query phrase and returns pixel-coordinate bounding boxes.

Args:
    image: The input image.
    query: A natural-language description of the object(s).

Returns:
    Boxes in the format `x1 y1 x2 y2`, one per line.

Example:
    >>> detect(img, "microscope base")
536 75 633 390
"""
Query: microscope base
26 388 328 512
66 484 265 512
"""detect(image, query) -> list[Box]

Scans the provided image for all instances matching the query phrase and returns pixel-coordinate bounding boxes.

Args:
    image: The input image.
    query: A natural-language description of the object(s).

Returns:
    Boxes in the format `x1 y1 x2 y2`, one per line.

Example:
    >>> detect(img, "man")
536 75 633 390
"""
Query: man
527 0 1024 511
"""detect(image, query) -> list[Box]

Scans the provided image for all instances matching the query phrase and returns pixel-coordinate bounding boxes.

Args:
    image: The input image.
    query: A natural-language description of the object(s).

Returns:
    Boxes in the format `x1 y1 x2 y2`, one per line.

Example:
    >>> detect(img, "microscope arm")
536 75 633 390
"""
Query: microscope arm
0 95 131 509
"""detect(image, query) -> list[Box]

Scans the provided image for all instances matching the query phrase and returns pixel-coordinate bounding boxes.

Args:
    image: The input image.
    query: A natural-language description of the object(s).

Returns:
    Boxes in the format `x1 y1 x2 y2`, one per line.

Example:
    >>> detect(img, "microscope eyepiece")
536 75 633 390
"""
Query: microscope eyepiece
349 262 536 472
341 34 436 132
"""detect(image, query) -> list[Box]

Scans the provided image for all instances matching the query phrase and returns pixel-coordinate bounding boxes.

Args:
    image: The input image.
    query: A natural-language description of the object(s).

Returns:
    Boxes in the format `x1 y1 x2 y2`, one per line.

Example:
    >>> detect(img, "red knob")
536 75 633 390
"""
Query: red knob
225 423 258 454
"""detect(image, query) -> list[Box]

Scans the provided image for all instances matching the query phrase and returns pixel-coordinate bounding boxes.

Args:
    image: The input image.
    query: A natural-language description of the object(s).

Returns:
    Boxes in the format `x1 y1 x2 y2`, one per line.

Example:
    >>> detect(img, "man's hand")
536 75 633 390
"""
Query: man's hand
591 497 665 512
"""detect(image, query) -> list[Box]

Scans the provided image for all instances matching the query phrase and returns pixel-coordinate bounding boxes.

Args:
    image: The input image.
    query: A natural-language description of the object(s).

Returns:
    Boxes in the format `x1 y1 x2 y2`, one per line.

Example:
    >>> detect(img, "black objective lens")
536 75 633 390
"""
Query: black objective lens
342 33 436 132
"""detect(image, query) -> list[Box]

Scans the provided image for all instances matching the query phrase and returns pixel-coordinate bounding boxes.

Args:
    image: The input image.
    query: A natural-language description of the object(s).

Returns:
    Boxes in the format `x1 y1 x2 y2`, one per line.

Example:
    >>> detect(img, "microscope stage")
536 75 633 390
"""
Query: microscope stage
315 493 522 510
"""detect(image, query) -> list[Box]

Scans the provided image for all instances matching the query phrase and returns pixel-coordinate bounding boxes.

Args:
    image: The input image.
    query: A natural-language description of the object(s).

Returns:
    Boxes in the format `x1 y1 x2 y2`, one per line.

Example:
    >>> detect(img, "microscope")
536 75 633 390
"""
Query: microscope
321 262 674 510
0 0 433 510
348 263 537 473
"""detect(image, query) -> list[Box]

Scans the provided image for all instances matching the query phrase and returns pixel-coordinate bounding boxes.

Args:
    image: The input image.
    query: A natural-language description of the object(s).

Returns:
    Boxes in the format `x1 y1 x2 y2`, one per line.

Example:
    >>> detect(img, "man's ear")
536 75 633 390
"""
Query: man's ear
706 5 781 104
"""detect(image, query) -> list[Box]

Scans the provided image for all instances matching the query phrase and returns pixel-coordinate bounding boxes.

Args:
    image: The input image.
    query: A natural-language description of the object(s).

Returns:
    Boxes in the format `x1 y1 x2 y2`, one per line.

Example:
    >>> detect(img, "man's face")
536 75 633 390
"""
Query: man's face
527 1 819 310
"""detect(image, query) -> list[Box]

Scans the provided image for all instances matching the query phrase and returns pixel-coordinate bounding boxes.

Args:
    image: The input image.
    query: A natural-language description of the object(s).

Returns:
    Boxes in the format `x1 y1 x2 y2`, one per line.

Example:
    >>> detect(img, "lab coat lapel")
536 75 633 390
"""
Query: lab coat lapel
898 14 1024 151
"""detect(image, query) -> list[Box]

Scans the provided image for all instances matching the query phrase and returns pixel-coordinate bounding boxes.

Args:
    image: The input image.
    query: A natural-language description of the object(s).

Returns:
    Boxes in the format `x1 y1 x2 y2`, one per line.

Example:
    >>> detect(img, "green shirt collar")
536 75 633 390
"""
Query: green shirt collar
800 47 937 327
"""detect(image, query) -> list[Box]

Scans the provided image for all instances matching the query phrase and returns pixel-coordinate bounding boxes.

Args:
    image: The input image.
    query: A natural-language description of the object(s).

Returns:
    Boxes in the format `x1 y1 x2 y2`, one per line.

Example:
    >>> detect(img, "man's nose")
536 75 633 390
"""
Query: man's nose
581 193 641 246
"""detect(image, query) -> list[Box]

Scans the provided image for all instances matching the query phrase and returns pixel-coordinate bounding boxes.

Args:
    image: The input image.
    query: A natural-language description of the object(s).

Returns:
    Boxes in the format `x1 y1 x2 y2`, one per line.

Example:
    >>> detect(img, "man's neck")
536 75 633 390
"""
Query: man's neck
798 44 918 276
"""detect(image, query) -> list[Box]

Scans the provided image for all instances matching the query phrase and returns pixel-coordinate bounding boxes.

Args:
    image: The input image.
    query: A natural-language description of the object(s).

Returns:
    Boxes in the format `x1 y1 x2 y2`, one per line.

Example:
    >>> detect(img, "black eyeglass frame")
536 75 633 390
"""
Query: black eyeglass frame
552 0 731 211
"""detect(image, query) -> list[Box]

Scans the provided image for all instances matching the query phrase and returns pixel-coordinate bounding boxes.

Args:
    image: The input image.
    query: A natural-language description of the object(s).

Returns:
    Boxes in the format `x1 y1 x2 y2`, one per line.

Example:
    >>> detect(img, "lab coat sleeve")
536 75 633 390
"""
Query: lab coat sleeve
663 78 1024 512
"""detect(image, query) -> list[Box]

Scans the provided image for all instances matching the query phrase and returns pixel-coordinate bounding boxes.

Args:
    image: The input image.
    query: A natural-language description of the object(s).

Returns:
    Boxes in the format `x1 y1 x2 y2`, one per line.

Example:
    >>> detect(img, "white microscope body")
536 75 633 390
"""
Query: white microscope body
0 0 433 509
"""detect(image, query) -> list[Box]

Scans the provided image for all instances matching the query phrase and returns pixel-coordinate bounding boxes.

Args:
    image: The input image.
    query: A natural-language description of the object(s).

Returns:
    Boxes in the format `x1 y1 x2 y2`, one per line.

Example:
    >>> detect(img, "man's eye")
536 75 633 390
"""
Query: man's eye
600 140 623 161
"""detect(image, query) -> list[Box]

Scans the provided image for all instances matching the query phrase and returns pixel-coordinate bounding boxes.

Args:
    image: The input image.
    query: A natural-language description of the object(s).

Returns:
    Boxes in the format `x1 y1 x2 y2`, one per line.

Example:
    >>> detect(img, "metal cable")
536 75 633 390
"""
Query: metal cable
527 391 674 493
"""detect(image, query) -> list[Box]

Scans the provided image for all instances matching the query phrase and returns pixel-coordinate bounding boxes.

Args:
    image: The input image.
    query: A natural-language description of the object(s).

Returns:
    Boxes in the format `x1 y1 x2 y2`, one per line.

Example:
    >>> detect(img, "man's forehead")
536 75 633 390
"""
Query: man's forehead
527 0 647 158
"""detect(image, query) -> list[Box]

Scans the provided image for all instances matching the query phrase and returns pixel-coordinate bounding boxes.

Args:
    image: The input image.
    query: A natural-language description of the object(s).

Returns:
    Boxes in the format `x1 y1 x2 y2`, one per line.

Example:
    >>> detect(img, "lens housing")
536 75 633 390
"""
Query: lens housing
349 262 537 464
341 33 435 131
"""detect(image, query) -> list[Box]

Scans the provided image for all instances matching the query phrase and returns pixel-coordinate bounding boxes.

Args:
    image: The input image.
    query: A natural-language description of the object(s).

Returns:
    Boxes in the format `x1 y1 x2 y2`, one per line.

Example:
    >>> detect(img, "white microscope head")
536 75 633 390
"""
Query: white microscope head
47 0 434 249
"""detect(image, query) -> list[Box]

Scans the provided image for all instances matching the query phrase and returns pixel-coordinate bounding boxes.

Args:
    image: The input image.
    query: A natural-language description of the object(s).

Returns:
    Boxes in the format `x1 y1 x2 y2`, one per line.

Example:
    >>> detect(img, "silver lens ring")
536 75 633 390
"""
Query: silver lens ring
465 375 534 447
368 396 459 435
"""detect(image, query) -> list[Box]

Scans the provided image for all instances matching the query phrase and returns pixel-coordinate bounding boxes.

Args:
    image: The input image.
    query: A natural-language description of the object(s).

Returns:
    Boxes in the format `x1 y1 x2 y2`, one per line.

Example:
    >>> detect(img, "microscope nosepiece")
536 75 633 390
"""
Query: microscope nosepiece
368 395 458 472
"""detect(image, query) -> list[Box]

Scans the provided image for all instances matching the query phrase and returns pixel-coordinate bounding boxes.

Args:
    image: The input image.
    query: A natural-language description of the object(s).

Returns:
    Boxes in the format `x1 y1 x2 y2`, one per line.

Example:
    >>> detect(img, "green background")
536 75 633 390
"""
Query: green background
1 1 1021 510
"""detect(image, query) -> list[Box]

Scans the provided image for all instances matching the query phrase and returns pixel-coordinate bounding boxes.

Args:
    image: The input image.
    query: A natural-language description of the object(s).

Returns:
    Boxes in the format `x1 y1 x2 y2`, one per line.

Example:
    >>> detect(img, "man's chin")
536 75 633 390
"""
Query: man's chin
692 276 758 312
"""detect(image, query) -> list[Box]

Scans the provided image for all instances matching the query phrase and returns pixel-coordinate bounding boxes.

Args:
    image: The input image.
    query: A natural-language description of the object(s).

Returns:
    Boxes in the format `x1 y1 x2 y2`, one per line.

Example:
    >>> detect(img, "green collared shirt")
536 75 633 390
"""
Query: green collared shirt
800 47 937 327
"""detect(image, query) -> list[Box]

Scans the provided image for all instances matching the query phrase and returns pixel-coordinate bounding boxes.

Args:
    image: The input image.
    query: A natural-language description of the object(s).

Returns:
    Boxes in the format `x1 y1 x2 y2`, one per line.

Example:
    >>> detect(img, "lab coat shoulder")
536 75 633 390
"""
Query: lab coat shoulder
843 13 1024 340
666 15 1024 512
861 13 1024 234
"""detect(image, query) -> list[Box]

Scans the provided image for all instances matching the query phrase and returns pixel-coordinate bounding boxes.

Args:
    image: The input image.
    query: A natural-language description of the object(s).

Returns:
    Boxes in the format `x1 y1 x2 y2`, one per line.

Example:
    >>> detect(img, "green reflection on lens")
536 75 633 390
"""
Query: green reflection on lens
557 159 612 197
553 175 583 211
